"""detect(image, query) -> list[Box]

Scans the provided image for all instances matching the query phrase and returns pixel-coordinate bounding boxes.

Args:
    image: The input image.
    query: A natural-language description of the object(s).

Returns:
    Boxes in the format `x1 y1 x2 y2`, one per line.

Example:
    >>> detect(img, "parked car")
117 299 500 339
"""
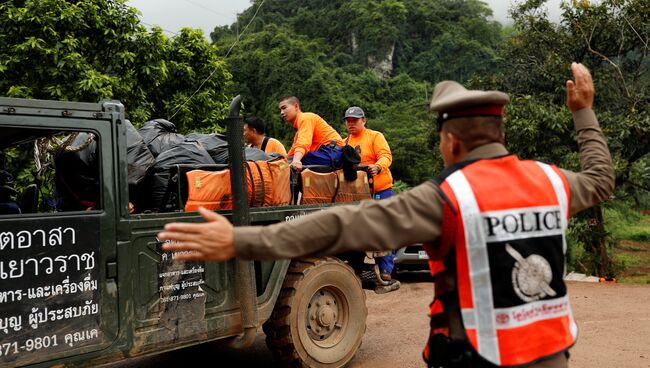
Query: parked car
393 243 429 272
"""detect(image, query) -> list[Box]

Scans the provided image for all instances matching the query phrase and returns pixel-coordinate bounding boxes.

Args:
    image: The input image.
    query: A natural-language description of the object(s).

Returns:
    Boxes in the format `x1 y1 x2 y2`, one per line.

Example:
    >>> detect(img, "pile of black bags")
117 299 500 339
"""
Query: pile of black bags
54 118 269 212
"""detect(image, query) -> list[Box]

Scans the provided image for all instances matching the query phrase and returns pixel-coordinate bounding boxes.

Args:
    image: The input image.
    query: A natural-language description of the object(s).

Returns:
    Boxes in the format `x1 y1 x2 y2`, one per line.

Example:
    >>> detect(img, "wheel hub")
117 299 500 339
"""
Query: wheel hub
318 306 335 326
307 289 342 341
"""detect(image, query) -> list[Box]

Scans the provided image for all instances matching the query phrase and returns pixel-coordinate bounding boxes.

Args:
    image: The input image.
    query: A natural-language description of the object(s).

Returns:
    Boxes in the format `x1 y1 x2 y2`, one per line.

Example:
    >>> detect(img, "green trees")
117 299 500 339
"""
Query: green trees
500 0 650 207
496 0 650 276
214 0 504 185
216 0 502 80
0 0 231 131
397 0 503 82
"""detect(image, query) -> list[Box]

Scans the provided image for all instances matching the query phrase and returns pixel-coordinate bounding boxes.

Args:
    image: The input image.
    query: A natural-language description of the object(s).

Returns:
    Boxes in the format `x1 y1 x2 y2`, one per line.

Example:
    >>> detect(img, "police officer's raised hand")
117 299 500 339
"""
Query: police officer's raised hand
566 62 594 112
157 207 235 262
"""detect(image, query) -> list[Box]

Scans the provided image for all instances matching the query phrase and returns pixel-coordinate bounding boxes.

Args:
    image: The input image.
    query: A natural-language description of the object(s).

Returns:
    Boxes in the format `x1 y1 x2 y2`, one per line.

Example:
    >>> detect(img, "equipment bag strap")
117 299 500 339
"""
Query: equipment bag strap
260 136 270 152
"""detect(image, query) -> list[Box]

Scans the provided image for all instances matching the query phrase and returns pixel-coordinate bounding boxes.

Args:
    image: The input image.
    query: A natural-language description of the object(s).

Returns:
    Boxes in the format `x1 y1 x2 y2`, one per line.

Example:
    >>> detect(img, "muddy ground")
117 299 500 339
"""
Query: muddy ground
107 274 650 368
348 276 650 368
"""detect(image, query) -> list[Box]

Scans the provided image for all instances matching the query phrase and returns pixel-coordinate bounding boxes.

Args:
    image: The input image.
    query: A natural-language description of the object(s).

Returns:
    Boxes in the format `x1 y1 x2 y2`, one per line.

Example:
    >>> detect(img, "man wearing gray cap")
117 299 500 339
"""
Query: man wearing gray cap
158 62 614 367
344 105 396 281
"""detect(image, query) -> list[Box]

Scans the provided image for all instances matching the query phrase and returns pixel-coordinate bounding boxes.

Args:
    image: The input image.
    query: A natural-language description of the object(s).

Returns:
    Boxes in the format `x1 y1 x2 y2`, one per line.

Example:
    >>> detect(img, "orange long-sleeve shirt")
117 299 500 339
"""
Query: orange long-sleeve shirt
345 128 393 192
288 112 344 156
264 137 288 156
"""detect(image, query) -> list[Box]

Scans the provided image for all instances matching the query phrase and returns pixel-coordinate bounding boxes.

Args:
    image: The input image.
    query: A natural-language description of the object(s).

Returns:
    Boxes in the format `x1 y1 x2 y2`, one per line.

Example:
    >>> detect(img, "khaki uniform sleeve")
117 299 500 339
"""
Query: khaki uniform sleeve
560 108 615 216
234 181 444 260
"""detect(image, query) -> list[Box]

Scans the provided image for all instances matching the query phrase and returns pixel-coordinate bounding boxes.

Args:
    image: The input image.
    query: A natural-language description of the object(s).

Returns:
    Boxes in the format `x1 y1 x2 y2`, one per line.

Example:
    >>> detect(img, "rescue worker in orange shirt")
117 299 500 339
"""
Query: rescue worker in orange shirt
278 96 345 171
158 63 614 367
343 106 396 281
243 116 287 156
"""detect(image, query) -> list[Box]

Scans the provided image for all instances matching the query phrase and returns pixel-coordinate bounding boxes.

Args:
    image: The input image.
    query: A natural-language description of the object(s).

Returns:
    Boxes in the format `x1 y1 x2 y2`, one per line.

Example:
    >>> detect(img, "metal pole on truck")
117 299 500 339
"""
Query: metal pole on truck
226 95 258 348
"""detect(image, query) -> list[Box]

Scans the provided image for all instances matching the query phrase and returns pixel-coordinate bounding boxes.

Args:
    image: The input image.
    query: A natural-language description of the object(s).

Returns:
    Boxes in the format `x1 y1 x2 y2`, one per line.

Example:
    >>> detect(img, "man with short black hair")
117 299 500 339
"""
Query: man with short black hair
278 96 345 171
243 116 287 156
159 63 614 367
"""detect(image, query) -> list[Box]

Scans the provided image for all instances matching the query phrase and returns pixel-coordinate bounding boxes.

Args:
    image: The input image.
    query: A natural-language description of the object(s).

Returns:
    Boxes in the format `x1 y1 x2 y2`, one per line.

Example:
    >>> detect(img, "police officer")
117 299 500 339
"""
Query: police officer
158 62 614 367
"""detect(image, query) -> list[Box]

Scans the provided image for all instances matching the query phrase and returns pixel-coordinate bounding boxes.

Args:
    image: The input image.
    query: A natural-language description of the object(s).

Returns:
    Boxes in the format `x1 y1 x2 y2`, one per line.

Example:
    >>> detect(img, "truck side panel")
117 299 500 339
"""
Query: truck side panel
123 216 246 355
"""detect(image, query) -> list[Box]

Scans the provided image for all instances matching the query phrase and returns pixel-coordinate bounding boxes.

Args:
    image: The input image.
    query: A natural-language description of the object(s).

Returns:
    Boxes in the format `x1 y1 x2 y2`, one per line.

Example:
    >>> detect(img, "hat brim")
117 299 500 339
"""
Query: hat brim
429 81 509 113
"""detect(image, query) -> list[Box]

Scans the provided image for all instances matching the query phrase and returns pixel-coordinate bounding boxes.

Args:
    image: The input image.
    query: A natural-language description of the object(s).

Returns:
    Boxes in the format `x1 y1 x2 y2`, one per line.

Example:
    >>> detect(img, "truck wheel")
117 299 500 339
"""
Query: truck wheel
263 257 367 368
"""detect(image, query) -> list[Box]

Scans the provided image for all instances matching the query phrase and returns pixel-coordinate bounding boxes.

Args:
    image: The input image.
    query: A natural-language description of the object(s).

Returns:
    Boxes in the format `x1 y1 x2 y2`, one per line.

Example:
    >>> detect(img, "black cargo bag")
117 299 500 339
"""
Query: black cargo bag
138 119 185 158
53 133 100 211
185 132 229 164
125 120 155 210
144 141 214 212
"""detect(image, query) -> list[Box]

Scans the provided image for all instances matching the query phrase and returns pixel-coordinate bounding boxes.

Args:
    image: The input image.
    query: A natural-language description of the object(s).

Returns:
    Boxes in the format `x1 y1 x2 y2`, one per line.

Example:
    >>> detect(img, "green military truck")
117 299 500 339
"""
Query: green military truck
0 96 368 367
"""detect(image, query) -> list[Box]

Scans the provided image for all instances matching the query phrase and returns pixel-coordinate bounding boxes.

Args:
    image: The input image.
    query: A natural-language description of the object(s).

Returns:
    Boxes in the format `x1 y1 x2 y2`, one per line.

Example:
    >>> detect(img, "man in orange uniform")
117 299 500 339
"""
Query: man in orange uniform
344 106 395 280
243 116 287 156
278 96 345 171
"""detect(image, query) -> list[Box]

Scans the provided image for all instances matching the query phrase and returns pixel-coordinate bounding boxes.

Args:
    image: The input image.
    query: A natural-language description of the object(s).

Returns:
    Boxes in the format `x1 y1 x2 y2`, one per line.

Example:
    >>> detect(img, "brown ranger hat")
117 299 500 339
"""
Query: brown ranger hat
429 81 510 131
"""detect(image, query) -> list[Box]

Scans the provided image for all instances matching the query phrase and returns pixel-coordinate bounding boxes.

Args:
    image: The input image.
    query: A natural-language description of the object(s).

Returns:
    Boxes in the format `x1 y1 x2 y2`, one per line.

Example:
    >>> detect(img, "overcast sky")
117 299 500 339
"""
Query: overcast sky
128 0 563 40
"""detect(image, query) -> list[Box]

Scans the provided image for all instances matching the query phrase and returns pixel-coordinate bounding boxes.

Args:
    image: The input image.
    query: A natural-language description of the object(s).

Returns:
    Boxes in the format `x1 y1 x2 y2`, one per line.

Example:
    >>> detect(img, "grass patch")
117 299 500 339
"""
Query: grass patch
604 203 650 283
629 231 650 242
617 275 650 284
613 252 644 268
603 205 650 241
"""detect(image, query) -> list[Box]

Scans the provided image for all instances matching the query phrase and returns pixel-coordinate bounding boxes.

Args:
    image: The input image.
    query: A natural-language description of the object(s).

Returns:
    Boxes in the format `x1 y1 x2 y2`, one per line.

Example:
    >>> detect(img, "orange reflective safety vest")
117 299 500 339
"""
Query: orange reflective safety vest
424 155 577 367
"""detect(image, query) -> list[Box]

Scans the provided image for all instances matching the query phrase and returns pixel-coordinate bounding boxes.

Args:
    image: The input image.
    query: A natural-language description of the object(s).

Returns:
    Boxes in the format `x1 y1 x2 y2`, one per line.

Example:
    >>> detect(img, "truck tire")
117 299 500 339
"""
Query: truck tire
263 257 367 368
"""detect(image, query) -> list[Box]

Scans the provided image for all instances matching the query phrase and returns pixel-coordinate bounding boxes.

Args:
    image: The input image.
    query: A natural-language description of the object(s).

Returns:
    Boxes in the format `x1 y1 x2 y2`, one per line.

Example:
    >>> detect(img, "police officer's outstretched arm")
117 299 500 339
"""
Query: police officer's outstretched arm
563 62 615 216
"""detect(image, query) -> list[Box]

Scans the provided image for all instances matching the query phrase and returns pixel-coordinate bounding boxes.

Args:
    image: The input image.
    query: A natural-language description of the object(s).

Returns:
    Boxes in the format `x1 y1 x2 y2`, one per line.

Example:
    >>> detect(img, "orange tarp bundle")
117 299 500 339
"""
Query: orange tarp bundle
264 158 291 206
300 169 338 204
184 158 293 211
184 169 232 211
334 170 372 203
246 161 272 207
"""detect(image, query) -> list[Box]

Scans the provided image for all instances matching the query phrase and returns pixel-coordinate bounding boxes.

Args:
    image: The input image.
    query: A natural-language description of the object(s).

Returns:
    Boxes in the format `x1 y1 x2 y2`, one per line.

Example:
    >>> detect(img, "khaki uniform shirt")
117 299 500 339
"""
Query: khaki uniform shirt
235 108 614 260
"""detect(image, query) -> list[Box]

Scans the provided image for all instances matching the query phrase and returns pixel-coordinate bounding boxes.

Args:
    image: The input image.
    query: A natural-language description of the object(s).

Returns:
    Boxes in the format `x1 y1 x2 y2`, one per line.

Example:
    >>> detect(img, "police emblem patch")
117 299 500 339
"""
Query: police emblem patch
506 243 556 302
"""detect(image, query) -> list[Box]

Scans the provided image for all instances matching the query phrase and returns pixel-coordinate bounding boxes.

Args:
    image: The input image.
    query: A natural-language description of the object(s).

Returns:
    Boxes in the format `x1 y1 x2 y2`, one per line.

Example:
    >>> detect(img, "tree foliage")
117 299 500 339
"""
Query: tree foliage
499 0 650 202
214 0 503 185
214 0 502 80
493 0 650 276
0 0 232 131
220 22 437 184
396 0 503 81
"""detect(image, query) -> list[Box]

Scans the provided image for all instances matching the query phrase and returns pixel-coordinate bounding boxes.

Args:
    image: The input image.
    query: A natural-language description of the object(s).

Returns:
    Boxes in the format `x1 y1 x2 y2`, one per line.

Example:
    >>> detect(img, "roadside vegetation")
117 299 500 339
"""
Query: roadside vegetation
604 202 650 283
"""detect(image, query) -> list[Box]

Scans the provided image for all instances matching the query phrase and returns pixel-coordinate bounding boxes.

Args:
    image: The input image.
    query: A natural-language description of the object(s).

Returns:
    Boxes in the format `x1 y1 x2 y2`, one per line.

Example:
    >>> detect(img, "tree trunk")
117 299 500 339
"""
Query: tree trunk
585 205 610 277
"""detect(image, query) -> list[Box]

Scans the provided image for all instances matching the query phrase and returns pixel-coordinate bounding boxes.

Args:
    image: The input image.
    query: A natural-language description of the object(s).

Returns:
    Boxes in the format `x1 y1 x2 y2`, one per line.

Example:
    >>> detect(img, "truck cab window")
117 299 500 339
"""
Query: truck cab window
0 130 101 215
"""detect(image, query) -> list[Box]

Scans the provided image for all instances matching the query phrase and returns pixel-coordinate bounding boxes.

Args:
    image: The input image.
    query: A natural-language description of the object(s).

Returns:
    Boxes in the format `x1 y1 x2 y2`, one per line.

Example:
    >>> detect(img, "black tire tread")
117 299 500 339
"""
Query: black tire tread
263 256 367 368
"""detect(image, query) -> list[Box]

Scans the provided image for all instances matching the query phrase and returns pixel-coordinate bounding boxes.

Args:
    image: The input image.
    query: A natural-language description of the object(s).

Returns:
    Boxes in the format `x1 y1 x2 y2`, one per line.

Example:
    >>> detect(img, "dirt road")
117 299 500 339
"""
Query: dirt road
107 274 650 367
348 275 650 368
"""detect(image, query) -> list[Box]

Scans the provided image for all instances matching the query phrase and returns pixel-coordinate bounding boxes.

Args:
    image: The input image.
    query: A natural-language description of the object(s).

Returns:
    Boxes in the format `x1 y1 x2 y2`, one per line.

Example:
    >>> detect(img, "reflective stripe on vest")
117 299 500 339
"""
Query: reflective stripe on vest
443 159 577 366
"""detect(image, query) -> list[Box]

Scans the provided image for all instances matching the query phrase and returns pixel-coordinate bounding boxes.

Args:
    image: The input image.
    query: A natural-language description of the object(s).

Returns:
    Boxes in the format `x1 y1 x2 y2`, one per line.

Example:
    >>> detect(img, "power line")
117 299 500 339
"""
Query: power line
140 21 178 36
180 0 232 20
168 0 265 121
223 1 264 58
